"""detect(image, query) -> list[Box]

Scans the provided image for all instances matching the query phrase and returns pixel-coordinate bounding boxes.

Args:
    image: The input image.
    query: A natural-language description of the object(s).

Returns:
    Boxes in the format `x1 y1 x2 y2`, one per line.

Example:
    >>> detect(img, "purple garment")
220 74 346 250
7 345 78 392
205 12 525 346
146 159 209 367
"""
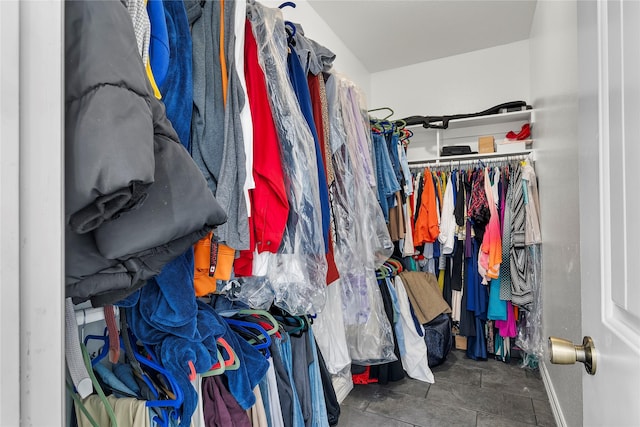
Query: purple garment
464 173 474 259
347 87 376 188
499 168 508 228
202 375 252 427
495 301 517 338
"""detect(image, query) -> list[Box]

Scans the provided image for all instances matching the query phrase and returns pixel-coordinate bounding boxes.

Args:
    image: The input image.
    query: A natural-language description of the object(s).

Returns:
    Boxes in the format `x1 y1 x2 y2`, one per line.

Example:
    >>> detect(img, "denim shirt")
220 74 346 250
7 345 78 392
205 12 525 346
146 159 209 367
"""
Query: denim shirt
372 132 401 222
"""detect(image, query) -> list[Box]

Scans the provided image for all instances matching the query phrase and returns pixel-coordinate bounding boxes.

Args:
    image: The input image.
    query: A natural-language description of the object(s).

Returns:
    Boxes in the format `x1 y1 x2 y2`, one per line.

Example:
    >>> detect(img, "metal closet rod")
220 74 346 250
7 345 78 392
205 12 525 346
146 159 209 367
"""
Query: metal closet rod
408 153 533 170
75 306 119 326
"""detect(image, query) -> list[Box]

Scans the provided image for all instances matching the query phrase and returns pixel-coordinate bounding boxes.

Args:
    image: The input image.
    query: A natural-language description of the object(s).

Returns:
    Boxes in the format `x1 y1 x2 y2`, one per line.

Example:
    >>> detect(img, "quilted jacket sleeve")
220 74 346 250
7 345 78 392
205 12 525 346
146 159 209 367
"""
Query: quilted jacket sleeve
65 0 155 233
65 0 228 305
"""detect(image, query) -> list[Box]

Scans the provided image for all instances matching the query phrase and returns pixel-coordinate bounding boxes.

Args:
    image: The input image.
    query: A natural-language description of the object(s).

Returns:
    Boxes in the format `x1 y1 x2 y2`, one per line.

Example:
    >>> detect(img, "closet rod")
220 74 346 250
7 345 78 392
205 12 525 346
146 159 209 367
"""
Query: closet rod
75 306 119 326
408 152 534 170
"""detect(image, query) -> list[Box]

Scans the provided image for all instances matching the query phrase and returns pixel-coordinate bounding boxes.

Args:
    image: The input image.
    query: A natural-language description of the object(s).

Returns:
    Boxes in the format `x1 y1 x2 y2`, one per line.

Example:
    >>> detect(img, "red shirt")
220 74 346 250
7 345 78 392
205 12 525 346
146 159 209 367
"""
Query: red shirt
236 20 289 275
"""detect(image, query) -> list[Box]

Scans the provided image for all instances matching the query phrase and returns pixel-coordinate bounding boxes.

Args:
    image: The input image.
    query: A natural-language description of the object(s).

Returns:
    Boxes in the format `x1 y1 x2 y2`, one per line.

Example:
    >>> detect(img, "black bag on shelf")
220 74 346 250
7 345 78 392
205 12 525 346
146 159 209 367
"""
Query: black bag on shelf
423 313 453 367
401 100 531 129
440 145 477 156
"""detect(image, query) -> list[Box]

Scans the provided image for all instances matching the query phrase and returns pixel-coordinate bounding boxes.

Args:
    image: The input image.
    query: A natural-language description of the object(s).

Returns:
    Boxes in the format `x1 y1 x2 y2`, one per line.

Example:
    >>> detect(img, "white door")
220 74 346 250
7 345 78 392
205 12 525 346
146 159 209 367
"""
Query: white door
578 0 640 425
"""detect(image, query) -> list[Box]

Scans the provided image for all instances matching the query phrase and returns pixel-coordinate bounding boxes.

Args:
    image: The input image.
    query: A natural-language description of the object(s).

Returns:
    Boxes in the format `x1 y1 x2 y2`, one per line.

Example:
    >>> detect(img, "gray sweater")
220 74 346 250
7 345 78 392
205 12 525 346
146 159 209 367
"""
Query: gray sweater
187 0 249 250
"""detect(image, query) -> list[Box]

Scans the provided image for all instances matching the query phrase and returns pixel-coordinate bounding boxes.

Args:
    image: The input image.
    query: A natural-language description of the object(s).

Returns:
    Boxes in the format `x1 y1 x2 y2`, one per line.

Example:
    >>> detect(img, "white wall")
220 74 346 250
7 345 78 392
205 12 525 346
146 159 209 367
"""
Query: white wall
528 1 582 426
370 40 531 120
17 0 66 425
0 2 21 425
260 0 371 99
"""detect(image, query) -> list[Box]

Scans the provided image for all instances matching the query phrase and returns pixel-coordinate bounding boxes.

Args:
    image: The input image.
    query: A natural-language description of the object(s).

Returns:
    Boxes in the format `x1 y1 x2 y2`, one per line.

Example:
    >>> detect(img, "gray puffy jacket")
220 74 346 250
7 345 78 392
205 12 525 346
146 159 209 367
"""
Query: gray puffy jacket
65 0 227 306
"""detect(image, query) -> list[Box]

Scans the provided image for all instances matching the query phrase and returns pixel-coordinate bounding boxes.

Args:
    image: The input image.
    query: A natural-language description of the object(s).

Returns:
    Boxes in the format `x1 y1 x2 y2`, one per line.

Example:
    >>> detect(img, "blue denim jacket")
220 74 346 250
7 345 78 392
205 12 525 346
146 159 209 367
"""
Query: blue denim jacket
372 132 400 222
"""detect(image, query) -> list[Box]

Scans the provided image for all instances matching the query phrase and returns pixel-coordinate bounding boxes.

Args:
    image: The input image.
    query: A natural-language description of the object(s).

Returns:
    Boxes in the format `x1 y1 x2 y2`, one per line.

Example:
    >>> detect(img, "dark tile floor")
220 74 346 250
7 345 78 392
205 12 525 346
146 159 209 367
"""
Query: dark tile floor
337 349 556 427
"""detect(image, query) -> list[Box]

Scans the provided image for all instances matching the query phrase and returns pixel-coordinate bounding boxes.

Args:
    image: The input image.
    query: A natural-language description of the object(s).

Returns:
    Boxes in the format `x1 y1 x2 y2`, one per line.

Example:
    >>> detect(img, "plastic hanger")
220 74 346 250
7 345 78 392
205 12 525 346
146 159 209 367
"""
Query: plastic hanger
368 106 394 120
201 349 226 377
376 265 389 279
70 341 118 427
225 319 272 357
201 337 240 377
285 21 297 38
278 2 297 45
84 329 184 427
269 307 309 337
235 309 280 337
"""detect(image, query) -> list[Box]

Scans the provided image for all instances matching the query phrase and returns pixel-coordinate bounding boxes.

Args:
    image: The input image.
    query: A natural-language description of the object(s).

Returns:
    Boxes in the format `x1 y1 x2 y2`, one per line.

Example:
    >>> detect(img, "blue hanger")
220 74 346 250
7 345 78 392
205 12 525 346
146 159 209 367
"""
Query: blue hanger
84 329 184 427
285 21 297 38
225 318 272 358
278 1 296 9
278 2 297 44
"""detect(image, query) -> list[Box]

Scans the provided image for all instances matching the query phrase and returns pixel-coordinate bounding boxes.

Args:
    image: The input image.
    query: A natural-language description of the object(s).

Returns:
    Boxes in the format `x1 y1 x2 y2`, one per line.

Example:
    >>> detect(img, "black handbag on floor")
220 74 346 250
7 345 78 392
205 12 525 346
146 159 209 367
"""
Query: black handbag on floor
423 313 453 367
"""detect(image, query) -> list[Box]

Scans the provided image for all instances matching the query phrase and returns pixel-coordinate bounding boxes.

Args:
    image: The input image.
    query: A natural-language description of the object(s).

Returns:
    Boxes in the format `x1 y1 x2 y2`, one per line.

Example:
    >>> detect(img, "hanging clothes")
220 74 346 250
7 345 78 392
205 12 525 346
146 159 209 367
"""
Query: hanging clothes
509 165 529 308
234 0 256 218
158 0 193 151
478 167 502 283
500 166 514 301
393 276 434 383
308 73 340 284
247 1 327 315
517 163 544 363
234 17 290 277
188 0 250 252
286 48 331 255
465 236 488 361
325 73 395 365
65 0 227 306
468 169 490 244
438 172 456 254
291 23 336 76
372 132 401 222
202 376 252 427
366 274 405 385
414 168 440 245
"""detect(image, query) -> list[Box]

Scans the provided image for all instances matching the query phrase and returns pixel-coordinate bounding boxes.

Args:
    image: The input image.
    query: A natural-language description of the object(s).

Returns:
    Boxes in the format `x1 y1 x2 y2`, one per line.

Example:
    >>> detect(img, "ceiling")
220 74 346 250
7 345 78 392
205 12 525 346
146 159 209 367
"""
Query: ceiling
307 0 538 73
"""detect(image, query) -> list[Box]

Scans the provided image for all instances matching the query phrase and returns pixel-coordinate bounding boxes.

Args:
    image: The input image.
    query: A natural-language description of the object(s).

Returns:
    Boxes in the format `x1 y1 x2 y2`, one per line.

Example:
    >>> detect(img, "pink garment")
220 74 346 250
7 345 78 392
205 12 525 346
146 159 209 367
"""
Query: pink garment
495 301 517 338
479 168 502 282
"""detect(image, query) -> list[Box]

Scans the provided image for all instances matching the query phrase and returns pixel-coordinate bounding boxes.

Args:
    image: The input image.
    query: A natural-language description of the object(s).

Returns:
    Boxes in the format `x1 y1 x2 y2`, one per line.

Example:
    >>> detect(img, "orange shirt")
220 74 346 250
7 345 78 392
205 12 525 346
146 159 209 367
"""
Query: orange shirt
414 168 440 244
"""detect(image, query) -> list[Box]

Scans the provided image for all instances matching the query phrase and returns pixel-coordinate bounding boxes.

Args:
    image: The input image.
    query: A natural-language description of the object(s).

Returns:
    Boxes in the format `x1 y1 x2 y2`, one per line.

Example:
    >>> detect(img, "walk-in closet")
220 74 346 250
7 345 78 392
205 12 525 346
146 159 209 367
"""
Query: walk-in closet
2 1 639 427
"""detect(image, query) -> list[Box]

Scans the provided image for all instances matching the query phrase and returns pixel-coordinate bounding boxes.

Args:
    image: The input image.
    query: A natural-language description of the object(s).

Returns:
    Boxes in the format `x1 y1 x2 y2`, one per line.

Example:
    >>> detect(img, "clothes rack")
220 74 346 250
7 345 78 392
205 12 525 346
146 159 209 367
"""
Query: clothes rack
75 306 119 326
408 152 534 171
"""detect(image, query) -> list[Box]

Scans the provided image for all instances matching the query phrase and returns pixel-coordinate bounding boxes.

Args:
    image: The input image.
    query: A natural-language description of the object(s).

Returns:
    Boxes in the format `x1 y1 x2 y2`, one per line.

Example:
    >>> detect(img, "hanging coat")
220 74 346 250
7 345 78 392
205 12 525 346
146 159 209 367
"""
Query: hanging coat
65 0 227 305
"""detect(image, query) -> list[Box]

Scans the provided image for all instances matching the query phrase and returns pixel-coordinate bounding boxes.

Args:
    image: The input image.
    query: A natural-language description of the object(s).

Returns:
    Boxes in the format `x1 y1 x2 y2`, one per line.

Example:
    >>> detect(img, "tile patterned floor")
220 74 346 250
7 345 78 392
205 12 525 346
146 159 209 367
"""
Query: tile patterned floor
337 349 556 427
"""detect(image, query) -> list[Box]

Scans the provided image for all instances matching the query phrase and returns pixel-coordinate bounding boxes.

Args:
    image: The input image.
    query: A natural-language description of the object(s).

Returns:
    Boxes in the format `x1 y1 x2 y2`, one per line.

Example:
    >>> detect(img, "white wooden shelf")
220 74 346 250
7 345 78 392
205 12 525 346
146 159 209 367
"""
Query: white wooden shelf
405 108 535 164
406 108 534 131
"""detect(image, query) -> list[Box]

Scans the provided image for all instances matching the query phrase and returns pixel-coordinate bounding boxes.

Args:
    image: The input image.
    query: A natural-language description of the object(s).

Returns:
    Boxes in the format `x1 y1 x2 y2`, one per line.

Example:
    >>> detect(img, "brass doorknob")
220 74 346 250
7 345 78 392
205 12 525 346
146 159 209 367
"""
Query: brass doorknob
548 336 597 375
